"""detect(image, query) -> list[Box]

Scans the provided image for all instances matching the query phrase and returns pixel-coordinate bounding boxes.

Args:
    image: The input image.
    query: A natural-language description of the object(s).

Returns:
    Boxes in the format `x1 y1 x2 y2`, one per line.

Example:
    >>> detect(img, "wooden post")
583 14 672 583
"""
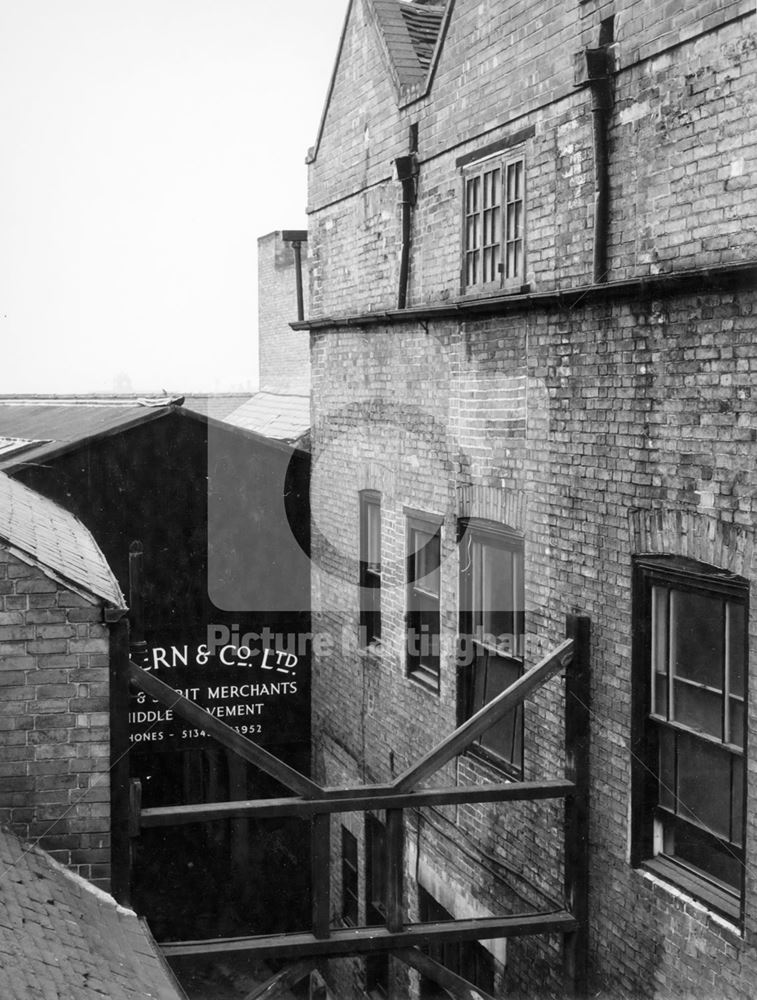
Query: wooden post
563 614 591 997
385 809 404 933
108 614 132 906
311 813 331 939
128 540 148 665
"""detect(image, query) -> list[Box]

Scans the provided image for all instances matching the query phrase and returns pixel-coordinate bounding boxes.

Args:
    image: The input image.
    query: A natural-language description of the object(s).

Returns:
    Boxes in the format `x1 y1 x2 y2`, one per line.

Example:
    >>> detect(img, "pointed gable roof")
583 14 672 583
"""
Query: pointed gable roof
0 472 124 608
307 0 450 165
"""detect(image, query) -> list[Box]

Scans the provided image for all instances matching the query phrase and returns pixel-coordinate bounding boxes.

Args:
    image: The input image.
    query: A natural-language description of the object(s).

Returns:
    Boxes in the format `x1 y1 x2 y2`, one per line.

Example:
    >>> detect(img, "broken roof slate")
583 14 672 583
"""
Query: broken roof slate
0 472 124 608
399 0 446 69
0 827 185 1000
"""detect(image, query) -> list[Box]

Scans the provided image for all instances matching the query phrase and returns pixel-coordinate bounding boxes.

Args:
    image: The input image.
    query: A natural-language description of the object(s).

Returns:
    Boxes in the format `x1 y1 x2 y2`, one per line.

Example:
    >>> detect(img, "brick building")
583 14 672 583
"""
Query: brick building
258 229 310 394
0 472 125 889
299 1 757 997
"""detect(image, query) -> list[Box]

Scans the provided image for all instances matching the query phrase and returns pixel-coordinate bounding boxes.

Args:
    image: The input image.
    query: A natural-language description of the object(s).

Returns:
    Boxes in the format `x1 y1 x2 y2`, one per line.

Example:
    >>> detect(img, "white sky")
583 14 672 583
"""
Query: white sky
0 1 347 394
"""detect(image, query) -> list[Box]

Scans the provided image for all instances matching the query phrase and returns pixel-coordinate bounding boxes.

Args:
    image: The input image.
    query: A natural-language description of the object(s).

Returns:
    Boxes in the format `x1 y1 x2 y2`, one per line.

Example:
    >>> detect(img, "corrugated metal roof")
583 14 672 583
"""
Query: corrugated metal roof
0 472 124 607
0 827 185 1000
0 396 180 470
223 390 311 443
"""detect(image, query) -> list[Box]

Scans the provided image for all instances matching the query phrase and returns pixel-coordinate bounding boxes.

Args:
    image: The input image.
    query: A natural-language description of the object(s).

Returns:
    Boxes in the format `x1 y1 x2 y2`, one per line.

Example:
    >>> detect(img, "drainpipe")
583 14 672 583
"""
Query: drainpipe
584 47 613 284
394 154 418 309
282 229 308 322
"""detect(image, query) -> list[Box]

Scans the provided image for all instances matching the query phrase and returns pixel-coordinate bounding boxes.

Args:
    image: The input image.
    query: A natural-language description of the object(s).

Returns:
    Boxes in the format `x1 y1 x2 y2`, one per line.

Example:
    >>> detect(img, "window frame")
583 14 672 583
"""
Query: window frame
458 519 525 776
406 511 443 692
359 490 382 647
461 150 526 295
631 555 749 924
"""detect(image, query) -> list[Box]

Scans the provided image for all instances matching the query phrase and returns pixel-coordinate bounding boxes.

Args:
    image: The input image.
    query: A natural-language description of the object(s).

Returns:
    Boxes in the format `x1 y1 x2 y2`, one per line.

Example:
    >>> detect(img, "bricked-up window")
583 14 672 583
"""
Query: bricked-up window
341 827 359 926
459 520 525 773
365 815 389 996
406 513 442 691
632 556 748 922
359 491 381 646
463 153 525 292
418 887 495 998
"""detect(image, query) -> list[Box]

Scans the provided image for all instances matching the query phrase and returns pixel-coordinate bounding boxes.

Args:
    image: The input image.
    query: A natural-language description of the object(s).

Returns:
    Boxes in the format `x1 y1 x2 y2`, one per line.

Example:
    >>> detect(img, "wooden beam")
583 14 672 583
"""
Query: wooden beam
128 660 322 798
394 947 498 1000
242 960 315 1000
563 615 591 998
138 779 575 827
385 809 404 933
160 912 577 960
393 639 574 791
311 813 331 939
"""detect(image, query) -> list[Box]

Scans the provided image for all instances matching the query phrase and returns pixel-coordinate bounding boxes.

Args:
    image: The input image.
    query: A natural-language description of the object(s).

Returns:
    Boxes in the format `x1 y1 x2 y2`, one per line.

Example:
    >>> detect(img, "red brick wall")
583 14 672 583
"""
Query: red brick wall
0 547 112 889
305 1 757 996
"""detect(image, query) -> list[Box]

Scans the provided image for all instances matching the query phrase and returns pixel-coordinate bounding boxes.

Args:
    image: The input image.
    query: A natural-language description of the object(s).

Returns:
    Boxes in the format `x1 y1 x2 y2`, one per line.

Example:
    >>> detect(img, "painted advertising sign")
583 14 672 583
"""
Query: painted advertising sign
128 624 308 750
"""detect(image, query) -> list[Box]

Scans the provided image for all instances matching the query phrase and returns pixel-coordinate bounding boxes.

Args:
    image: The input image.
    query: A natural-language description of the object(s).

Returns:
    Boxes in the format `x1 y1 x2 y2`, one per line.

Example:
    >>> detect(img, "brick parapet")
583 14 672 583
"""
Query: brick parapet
0 547 112 889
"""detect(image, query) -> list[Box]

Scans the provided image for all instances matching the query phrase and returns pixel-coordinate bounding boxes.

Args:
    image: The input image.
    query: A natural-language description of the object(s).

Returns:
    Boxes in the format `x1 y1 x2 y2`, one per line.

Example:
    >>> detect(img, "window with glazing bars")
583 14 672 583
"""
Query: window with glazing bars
632 556 748 922
464 155 525 291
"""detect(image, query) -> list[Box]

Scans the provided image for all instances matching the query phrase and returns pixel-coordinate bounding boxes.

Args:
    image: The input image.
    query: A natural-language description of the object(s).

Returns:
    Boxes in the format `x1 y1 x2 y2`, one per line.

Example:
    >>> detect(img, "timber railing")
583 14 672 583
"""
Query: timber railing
111 614 590 1000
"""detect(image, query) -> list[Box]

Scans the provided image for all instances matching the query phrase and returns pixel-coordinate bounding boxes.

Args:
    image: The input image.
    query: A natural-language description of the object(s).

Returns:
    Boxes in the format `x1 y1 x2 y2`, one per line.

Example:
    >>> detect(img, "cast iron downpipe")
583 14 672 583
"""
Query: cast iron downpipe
282 229 308 322
394 154 418 309
585 47 613 284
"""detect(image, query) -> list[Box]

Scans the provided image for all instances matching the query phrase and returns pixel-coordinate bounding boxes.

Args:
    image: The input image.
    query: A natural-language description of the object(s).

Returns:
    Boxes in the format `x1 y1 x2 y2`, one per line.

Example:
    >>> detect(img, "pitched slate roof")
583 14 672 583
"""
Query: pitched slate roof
0 472 124 608
308 0 449 164
0 827 185 1000
222 390 311 444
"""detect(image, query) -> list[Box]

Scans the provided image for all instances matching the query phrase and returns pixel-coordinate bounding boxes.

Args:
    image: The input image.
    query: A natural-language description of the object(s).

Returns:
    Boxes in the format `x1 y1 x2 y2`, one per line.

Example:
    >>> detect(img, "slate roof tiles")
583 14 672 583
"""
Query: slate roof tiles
0 472 124 608
0 827 185 1000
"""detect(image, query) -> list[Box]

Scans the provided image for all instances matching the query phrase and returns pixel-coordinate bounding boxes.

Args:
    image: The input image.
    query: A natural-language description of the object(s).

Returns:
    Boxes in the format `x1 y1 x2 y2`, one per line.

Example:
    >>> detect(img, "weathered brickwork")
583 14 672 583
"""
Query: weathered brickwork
306 1 757 997
0 547 112 889
308 0 756 317
257 230 310 392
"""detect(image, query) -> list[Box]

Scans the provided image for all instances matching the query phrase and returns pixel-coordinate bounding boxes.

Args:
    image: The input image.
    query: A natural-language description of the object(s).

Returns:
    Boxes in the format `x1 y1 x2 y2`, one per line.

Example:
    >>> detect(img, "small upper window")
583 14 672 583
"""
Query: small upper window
359 491 381 647
463 154 525 292
632 556 748 923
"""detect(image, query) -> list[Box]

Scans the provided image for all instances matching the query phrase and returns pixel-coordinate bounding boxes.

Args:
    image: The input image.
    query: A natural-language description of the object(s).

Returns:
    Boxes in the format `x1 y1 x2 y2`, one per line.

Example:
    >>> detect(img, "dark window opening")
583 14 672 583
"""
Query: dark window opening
341 827 359 926
632 556 748 922
418 887 495 998
360 491 382 646
458 520 525 774
407 516 442 690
